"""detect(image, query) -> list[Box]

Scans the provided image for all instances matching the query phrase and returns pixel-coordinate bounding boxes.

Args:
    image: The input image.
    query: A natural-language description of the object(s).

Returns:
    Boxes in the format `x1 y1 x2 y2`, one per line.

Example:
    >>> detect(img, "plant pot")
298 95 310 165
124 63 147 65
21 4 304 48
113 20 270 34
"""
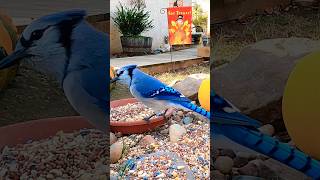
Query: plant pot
192 34 201 45
0 116 93 149
120 36 152 55
110 98 166 135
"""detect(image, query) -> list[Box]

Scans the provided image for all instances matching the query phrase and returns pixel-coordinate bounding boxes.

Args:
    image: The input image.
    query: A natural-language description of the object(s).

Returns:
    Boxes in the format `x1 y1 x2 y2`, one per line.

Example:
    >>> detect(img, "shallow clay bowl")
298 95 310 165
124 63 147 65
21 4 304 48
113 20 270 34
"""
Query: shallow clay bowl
110 98 166 135
0 116 93 149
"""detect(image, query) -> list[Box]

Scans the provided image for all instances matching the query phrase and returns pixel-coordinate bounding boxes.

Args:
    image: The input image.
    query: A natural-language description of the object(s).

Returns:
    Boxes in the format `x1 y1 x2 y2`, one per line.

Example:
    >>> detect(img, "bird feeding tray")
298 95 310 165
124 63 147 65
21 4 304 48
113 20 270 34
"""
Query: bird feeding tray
110 98 166 135
0 116 93 149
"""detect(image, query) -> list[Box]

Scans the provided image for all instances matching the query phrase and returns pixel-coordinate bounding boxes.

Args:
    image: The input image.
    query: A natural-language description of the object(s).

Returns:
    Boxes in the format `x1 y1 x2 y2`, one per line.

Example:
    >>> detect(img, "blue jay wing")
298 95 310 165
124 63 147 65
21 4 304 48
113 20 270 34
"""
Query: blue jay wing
213 94 262 128
78 68 108 111
62 68 108 132
142 85 191 102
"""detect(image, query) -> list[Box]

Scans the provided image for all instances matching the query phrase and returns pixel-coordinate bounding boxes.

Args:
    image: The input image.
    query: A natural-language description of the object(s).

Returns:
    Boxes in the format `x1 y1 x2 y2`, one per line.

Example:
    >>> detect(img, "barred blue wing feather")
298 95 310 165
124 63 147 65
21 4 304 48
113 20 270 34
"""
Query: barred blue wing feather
144 86 190 102
213 94 262 128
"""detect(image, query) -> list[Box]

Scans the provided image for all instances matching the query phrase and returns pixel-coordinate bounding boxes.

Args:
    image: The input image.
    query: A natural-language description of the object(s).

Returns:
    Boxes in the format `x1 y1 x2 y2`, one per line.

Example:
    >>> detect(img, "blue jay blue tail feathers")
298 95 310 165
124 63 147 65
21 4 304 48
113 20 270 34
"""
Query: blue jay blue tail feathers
179 101 210 119
215 125 320 179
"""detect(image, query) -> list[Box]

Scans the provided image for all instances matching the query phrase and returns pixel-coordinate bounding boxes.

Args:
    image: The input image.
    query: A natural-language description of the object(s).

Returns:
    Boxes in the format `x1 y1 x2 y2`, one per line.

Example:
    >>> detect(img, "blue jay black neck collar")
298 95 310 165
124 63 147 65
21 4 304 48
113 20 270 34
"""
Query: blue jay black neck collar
58 18 82 84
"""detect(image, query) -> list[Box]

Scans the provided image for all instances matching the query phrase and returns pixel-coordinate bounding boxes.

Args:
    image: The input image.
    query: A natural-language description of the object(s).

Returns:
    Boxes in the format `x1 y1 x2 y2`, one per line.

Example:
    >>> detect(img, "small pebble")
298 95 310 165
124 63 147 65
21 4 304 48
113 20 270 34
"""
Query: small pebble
110 132 117 145
258 124 275 136
139 135 156 146
182 116 193 125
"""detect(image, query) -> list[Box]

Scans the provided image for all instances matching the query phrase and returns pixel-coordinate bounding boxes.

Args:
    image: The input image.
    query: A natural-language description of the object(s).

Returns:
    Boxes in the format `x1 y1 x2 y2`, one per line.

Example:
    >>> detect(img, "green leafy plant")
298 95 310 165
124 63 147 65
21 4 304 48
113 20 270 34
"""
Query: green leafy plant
112 3 154 37
192 3 208 32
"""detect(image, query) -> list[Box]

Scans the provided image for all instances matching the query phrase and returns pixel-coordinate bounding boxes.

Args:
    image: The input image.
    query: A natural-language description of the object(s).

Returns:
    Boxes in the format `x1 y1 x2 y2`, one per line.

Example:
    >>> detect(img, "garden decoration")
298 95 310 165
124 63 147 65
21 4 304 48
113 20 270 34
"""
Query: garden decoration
0 10 109 133
0 11 18 91
212 89 320 179
110 64 210 121
112 3 154 54
283 51 320 160
198 78 210 111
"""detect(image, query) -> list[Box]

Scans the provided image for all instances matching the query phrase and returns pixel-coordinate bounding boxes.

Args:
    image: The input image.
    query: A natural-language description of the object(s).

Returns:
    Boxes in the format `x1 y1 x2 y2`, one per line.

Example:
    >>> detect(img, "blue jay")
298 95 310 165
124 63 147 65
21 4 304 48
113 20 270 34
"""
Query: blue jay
110 64 210 120
0 10 108 132
212 90 320 179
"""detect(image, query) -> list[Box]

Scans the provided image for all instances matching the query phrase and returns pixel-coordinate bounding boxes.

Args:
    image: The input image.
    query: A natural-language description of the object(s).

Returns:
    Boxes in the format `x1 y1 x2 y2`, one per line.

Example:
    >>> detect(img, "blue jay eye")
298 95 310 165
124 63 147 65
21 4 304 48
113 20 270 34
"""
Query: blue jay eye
31 30 44 40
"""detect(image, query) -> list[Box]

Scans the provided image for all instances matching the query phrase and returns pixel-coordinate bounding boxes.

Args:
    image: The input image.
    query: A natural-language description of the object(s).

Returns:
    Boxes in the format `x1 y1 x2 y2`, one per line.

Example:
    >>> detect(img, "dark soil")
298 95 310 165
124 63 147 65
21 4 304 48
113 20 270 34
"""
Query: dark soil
0 65 77 127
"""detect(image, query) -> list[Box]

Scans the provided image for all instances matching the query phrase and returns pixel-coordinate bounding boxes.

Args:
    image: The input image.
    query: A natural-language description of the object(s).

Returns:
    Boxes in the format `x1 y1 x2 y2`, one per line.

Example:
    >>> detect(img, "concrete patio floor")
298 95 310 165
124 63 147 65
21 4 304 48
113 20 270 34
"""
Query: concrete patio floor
110 48 203 68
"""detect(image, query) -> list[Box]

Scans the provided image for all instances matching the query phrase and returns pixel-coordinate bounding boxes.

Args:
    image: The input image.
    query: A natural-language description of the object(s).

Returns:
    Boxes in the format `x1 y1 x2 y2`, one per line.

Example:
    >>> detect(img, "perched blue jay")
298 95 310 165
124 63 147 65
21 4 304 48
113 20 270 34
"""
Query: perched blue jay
212 90 320 179
0 10 108 132
110 65 210 120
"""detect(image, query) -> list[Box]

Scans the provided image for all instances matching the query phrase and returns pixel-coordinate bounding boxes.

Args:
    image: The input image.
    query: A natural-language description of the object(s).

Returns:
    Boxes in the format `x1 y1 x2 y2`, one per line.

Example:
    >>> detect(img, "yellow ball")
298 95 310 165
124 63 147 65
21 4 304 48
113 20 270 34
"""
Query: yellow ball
198 78 210 111
0 12 18 91
110 66 116 90
283 51 320 159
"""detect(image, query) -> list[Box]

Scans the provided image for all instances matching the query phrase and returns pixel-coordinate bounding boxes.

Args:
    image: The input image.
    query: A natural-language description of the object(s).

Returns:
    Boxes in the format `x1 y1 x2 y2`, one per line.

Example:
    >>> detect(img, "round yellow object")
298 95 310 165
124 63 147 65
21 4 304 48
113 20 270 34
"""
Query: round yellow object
0 12 18 91
198 78 210 111
110 66 116 90
283 51 320 160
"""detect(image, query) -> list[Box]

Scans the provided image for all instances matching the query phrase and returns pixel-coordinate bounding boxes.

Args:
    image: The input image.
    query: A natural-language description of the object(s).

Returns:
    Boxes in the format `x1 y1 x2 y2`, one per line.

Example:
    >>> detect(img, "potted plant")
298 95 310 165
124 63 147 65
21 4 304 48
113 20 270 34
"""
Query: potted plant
112 3 154 55
192 3 208 45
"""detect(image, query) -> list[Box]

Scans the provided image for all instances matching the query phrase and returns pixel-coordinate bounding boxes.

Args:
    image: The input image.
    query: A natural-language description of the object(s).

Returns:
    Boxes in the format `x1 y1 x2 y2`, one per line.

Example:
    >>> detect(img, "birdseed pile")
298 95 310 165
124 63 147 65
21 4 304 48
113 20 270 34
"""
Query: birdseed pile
111 102 155 122
0 129 108 179
110 109 210 179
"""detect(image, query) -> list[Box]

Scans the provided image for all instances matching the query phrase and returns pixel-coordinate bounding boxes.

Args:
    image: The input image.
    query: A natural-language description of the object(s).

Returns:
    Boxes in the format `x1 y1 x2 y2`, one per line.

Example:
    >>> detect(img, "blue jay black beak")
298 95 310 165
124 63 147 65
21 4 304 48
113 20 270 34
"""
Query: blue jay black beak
0 48 29 70
110 76 119 83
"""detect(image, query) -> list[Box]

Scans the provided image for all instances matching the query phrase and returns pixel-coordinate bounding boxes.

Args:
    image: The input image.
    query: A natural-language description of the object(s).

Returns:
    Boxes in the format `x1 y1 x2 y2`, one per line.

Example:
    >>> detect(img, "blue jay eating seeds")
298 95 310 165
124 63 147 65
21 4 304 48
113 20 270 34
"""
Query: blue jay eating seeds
111 65 210 120
0 10 108 132
212 90 320 179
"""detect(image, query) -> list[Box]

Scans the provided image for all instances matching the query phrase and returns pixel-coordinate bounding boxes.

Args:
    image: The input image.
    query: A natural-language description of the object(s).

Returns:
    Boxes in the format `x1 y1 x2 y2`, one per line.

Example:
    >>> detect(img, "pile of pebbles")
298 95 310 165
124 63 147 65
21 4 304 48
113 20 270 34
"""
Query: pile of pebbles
0 129 108 180
213 148 277 179
124 153 188 179
111 102 155 122
110 109 210 179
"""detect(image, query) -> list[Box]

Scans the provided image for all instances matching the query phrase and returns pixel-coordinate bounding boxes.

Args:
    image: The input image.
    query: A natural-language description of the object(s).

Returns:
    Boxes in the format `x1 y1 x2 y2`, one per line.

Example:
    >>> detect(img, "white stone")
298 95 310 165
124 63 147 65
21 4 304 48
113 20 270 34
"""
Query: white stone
169 124 187 143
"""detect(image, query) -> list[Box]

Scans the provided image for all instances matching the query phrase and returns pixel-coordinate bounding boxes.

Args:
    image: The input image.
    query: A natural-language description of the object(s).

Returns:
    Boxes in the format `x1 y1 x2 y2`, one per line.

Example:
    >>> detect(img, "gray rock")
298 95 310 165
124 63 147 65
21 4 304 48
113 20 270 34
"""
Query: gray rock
212 170 225 180
182 116 193 125
110 132 117 145
139 135 156 146
214 156 234 174
238 162 259 176
110 141 123 163
220 149 236 159
172 73 209 100
233 156 249 168
213 38 320 112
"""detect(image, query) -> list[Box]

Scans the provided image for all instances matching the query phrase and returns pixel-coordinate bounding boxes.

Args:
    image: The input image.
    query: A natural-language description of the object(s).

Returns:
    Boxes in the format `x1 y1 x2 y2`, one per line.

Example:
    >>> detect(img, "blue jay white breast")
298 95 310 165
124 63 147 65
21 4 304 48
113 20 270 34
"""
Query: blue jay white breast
0 10 109 132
